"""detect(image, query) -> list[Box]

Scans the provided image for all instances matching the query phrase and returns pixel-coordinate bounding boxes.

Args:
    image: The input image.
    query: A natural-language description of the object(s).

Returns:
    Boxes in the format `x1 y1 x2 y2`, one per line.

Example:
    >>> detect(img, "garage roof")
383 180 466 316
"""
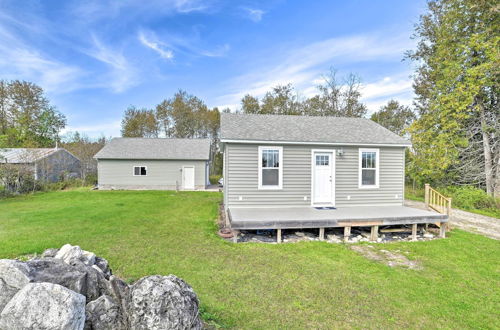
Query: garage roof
94 138 211 160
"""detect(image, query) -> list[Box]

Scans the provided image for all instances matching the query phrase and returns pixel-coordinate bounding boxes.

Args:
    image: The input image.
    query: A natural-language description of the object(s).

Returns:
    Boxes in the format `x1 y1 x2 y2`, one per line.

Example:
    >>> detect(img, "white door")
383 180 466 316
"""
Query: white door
313 152 334 204
183 166 195 190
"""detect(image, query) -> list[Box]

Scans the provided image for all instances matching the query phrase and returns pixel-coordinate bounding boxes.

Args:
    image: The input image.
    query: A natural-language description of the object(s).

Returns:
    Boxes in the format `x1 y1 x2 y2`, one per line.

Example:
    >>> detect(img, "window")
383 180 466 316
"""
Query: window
133 166 147 176
258 146 283 189
315 155 329 166
359 149 379 188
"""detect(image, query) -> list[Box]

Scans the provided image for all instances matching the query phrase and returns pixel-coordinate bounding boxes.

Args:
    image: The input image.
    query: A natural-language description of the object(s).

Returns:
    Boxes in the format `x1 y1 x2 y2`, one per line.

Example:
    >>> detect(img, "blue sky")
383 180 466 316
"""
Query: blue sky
0 0 426 137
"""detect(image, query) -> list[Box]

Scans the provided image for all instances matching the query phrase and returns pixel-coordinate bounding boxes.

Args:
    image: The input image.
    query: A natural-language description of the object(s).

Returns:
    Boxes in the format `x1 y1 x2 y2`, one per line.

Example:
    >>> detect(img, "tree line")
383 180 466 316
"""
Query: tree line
0 80 66 148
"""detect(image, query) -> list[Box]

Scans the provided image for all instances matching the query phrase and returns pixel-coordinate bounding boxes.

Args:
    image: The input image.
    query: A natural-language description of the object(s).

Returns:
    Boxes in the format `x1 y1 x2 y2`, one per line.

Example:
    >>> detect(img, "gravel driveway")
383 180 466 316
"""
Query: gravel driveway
405 200 500 240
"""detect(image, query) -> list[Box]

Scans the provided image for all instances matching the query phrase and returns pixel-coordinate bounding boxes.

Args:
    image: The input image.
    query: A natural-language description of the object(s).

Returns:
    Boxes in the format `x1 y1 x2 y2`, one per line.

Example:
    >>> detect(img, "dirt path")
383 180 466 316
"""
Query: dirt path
405 200 500 240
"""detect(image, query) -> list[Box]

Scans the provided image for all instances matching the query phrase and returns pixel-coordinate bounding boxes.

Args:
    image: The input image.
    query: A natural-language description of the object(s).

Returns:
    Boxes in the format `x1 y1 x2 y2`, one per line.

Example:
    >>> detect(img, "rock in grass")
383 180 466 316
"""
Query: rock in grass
0 259 31 312
0 282 85 330
129 275 202 330
85 295 127 330
41 248 59 258
55 244 96 266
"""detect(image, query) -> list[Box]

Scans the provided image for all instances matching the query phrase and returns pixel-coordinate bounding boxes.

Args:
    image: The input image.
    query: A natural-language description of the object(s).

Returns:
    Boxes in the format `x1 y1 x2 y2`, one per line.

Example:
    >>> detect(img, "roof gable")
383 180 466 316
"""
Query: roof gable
94 138 211 160
220 113 410 146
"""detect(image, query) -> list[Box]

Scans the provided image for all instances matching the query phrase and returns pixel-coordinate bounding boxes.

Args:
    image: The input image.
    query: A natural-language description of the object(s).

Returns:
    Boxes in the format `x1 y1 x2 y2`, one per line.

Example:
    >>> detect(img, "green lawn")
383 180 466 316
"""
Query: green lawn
1 190 499 328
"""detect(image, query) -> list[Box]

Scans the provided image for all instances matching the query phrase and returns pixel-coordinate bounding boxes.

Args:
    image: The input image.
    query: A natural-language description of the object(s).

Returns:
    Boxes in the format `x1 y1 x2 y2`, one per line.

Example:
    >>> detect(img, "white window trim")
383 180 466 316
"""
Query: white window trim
258 146 283 190
358 148 379 189
133 166 148 176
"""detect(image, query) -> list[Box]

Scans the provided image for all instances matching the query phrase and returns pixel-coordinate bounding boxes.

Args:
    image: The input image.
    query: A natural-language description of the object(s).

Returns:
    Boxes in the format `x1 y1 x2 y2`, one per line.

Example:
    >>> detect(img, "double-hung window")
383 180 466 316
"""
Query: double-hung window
359 149 379 188
258 146 283 189
133 166 147 176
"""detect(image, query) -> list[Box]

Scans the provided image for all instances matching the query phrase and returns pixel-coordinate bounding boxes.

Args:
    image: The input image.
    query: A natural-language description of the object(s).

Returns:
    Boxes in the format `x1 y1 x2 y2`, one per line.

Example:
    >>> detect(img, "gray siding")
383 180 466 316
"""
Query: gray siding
225 143 404 208
35 150 81 182
98 159 207 190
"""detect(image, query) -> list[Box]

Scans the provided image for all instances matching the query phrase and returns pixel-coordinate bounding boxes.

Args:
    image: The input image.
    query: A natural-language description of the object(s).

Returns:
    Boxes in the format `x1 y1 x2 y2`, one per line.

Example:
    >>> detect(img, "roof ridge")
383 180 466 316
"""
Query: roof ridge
221 112 366 120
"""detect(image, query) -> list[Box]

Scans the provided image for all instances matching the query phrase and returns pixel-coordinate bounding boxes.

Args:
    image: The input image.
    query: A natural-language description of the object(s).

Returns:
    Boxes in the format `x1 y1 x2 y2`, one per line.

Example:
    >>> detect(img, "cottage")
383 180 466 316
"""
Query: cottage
94 138 211 190
0 148 81 182
220 113 447 241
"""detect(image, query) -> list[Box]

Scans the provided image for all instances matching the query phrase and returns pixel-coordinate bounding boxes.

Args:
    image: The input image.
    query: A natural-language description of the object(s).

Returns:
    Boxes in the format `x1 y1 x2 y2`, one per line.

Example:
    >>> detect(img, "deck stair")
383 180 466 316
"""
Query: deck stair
424 184 452 228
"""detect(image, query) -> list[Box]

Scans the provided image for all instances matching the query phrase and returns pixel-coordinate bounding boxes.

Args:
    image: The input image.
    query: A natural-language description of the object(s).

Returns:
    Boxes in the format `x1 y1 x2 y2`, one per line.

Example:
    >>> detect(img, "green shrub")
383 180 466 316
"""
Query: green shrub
209 174 222 185
84 173 98 186
439 186 499 211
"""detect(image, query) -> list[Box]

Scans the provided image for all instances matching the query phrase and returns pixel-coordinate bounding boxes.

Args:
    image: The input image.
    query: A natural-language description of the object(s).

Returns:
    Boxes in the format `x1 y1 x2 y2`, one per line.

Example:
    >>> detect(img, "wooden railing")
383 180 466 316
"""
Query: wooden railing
425 184 452 216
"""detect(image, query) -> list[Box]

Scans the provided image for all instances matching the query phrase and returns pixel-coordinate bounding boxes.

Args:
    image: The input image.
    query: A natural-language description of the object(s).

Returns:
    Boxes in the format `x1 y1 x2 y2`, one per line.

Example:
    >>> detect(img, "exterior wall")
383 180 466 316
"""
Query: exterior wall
97 159 207 190
225 143 405 208
35 150 81 182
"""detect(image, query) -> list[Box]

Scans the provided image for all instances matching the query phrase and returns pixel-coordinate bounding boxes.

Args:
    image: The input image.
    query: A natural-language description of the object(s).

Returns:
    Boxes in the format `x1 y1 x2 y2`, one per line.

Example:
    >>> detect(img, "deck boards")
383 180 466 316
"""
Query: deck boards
228 206 447 230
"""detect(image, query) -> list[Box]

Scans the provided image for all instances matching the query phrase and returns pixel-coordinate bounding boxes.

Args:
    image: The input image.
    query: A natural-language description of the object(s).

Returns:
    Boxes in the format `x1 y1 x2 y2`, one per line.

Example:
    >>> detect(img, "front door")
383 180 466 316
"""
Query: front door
312 152 334 205
183 166 195 190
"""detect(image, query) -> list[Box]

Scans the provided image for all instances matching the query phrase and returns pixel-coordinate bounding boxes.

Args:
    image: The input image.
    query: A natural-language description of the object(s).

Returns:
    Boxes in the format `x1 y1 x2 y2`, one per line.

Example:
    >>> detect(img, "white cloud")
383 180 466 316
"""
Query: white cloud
360 74 414 115
62 120 122 138
71 0 213 22
243 8 265 22
142 29 230 58
199 43 230 57
215 32 413 108
138 31 174 59
0 16 84 93
84 35 138 93
361 76 412 100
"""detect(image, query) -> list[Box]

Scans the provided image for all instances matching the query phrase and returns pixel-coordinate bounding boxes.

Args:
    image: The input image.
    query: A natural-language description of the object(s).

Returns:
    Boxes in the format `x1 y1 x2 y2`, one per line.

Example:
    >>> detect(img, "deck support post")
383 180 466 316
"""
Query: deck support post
344 226 351 242
370 226 379 241
439 223 446 238
232 230 239 243
411 224 418 241
319 228 325 241
277 229 282 243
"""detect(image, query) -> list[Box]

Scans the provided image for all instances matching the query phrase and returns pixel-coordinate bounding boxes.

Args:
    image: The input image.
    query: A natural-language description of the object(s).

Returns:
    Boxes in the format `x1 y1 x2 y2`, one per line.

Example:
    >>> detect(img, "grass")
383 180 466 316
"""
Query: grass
1 189 499 328
405 185 500 219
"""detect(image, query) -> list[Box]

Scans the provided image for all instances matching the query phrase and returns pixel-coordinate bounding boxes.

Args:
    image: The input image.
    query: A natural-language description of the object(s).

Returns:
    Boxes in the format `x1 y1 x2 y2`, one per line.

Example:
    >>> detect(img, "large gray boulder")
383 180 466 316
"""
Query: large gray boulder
129 275 202 330
0 282 85 330
26 258 110 302
84 295 127 330
54 244 96 266
0 259 31 312
0 245 203 330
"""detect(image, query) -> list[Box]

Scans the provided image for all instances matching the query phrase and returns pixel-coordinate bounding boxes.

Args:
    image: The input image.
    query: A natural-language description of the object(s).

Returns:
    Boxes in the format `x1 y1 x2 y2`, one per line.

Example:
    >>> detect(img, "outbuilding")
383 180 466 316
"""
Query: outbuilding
0 148 81 182
94 138 211 190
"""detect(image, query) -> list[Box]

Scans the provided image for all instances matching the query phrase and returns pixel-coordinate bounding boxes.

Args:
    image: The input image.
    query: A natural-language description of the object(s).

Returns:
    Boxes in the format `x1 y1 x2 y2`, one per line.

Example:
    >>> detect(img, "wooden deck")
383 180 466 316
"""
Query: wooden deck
228 205 447 230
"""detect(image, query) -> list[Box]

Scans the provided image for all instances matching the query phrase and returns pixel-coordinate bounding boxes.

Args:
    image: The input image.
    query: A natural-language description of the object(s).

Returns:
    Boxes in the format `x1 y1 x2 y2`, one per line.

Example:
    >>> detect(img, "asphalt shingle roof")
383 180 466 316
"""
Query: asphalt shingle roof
220 113 411 146
94 138 211 160
0 148 62 163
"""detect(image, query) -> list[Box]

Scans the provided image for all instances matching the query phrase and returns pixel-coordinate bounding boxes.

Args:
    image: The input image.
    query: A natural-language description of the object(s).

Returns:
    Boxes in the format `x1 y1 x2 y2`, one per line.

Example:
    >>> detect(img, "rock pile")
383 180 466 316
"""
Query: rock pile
0 244 202 330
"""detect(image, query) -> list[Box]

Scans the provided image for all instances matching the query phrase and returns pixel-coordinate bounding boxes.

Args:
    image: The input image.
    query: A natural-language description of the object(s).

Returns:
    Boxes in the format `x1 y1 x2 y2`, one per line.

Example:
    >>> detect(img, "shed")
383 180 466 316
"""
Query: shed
0 148 81 182
94 138 211 190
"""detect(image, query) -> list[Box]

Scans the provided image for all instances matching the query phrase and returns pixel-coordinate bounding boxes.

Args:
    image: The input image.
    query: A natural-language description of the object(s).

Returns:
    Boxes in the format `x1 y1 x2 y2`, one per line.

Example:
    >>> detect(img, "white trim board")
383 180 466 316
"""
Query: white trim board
358 148 379 189
258 146 283 190
221 139 411 148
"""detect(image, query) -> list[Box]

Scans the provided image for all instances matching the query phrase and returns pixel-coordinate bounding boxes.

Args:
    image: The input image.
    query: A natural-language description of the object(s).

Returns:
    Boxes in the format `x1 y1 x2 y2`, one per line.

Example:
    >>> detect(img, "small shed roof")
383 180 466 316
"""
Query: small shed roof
220 113 411 146
0 148 62 163
94 138 211 160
